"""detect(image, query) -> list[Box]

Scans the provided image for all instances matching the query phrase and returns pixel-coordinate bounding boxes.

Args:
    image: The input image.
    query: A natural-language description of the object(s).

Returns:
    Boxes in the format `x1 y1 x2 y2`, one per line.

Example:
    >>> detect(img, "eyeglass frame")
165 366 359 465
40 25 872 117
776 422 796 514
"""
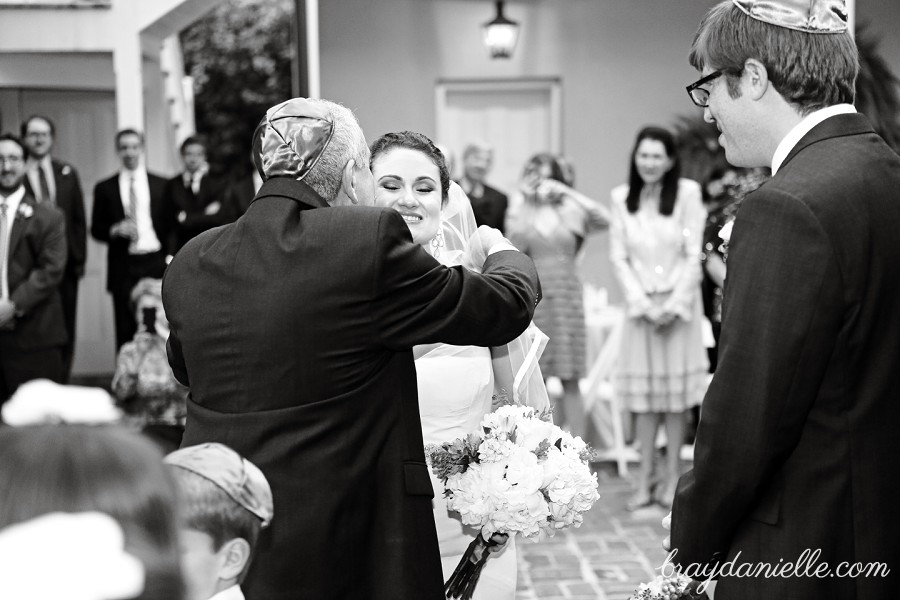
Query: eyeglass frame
685 69 724 108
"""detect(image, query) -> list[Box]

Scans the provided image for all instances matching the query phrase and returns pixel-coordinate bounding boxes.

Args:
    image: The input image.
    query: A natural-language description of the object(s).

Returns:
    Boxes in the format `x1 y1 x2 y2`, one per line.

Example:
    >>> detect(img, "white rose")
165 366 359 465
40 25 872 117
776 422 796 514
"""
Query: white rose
514 417 555 452
505 448 543 496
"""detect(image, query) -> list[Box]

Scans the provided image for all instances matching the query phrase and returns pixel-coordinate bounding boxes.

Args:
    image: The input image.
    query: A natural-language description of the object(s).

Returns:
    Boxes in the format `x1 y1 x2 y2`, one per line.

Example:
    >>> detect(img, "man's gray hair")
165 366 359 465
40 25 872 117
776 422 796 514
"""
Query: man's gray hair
303 99 370 203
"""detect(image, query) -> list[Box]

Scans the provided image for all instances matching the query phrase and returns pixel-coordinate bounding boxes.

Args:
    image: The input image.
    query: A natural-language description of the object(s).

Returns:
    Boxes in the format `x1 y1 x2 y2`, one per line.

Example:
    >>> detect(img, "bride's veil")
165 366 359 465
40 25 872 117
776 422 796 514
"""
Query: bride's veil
440 183 551 415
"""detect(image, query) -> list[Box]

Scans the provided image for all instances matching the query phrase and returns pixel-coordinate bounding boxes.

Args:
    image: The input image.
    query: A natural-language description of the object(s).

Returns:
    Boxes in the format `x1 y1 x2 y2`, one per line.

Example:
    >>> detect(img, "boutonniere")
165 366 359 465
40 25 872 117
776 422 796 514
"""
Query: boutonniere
61 165 72 176
17 203 34 219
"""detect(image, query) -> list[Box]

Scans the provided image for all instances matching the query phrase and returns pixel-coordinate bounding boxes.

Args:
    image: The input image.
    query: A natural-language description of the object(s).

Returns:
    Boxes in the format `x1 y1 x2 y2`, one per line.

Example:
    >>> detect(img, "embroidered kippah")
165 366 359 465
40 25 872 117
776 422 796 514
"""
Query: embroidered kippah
731 0 848 33
257 98 335 181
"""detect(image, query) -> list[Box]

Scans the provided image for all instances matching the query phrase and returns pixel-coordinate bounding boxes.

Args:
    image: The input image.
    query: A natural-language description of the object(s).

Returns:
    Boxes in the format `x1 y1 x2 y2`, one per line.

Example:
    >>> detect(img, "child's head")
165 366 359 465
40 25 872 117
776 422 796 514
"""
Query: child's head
164 443 273 600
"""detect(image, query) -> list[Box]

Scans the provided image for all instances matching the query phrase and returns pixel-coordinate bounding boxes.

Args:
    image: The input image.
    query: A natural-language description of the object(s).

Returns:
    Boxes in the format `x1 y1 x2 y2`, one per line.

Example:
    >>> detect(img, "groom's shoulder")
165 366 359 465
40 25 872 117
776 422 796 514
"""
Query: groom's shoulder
315 205 408 236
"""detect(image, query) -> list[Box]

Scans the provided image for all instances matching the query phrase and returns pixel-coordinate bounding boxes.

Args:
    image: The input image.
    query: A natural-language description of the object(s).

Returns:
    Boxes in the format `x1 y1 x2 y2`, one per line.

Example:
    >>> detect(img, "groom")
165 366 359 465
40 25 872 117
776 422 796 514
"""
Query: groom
670 2 900 598
162 98 541 600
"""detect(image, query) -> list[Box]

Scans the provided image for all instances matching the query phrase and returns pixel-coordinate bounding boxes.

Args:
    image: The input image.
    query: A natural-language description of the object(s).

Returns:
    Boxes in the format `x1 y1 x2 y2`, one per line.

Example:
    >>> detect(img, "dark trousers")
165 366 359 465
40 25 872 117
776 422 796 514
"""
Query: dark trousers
59 269 79 382
0 346 64 405
111 251 167 350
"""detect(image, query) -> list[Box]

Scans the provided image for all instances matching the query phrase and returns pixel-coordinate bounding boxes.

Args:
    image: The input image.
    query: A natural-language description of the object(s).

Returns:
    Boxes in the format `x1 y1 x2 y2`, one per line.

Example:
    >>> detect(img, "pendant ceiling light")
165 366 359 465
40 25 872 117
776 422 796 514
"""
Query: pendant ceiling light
482 1 519 59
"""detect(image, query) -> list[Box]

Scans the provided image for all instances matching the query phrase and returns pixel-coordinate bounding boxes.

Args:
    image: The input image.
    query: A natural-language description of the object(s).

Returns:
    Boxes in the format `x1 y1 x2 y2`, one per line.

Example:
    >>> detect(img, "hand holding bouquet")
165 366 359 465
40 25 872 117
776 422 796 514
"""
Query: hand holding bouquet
426 404 601 599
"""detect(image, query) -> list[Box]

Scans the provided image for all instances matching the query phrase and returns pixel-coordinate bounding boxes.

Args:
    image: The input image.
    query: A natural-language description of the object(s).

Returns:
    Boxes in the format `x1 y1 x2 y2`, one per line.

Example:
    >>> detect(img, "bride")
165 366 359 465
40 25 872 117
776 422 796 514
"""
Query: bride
371 131 548 599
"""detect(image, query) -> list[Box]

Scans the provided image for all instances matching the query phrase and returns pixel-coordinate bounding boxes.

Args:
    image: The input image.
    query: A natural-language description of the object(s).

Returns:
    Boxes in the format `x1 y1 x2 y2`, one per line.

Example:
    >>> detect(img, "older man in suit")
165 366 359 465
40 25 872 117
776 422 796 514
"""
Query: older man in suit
670 2 900 599
458 141 508 232
91 129 174 350
20 115 87 382
163 98 541 600
0 134 67 403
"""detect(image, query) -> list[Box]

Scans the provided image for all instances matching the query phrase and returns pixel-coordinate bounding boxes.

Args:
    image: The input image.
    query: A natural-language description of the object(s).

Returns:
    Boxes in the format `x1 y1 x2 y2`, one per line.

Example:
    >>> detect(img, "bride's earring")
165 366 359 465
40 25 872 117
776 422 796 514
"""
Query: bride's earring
431 228 445 258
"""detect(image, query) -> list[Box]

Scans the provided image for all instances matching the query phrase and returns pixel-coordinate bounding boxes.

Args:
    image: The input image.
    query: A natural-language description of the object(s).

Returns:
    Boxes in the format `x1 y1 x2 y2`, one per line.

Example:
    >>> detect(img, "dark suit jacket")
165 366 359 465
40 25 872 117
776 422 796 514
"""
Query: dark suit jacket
0 194 67 351
671 113 900 599
467 182 508 232
163 172 228 251
163 177 541 600
222 175 256 221
23 158 86 276
90 171 173 294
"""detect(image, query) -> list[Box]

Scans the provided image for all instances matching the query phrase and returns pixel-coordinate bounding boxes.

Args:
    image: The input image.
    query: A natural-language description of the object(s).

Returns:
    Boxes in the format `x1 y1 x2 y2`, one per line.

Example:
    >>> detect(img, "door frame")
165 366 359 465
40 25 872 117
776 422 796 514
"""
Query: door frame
434 77 563 156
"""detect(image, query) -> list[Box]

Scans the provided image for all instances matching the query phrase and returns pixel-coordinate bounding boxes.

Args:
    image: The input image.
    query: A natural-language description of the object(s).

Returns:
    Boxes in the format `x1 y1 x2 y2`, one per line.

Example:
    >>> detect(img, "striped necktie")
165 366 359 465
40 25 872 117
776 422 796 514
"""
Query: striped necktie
0 201 9 299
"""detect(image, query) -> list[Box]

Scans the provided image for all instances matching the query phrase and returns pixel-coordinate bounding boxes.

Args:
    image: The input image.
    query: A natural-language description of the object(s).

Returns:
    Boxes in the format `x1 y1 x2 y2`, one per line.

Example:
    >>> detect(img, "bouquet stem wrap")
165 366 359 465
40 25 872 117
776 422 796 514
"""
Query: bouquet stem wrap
444 533 500 599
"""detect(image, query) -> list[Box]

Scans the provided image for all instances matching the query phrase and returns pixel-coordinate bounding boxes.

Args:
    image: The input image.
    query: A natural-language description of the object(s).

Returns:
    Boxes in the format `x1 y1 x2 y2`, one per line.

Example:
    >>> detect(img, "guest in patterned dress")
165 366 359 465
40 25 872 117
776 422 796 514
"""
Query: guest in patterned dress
507 153 609 438
610 126 709 511
112 277 187 453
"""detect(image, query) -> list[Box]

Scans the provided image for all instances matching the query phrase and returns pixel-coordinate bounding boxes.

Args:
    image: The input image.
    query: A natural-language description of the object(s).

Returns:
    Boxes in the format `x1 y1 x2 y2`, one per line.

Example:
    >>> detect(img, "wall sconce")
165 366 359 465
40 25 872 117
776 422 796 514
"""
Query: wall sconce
482 1 519 59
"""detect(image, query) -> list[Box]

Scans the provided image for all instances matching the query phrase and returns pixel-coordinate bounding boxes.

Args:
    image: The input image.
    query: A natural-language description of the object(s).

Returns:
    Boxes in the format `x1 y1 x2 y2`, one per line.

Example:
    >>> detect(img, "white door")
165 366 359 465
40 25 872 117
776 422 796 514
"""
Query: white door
21 89 119 376
435 79 561 196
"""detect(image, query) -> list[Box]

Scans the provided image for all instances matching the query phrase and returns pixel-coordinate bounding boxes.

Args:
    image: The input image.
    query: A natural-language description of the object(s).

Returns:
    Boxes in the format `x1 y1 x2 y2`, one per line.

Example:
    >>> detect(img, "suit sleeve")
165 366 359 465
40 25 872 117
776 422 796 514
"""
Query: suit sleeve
11 207 68 314
371 209 541 350
68 167 88 268
91 181 114 243
161 268 190 386
661 181 706 320
609 191 653 318
670 189 843 569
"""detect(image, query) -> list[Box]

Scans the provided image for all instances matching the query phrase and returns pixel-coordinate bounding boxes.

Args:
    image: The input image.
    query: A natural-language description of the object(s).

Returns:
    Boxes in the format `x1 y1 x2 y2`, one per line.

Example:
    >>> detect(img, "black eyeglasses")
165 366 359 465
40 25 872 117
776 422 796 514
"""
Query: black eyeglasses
686 70 723 108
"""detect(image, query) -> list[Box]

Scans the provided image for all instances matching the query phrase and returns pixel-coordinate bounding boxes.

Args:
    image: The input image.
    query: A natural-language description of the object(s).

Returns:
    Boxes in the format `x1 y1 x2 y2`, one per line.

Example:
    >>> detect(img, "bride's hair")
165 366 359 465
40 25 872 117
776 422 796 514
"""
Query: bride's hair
369 131 451 204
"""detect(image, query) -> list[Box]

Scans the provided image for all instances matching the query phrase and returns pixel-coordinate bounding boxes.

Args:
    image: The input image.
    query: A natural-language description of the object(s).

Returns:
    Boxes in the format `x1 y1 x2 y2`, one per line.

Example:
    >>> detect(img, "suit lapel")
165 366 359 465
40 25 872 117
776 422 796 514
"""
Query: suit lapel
781 113 874 171
8 195 37 257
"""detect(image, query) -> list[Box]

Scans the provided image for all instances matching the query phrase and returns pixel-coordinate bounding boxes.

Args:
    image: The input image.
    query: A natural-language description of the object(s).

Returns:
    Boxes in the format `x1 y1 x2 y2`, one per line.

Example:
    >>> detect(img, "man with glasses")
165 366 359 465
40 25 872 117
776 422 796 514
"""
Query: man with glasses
0 133 67 404
20 115 87 382
670 2 900 599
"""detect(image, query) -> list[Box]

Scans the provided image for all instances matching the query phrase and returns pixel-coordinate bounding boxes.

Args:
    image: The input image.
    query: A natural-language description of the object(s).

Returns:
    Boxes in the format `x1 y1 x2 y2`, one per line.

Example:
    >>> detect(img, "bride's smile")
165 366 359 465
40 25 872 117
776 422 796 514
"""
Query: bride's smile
372 146 444 247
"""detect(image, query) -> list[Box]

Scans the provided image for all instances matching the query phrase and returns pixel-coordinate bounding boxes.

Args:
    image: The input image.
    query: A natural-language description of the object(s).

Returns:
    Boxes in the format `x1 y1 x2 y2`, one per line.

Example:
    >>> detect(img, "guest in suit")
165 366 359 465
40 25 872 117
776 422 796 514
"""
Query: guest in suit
91 129 174 351
164 136 228 251
671 2 900 598
20 115 87 382
458 141 508 232
0 133 67 403
163 97 541 600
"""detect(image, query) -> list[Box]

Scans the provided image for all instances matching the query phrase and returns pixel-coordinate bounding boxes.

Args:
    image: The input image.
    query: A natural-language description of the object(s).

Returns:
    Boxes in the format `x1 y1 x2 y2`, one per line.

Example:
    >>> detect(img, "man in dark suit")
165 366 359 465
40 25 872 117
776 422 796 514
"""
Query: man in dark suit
0 134 67 403
91 129 173 350
458 141 508 232
20 115 87 382
164 135 228 251
670 2 900 598
163 98 541 600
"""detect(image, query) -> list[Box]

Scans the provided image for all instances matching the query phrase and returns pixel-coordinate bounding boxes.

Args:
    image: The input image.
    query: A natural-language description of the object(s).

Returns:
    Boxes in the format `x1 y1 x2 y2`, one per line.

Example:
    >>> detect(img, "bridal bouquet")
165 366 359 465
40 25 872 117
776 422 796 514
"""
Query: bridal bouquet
628 573 708 600
426 404 600 599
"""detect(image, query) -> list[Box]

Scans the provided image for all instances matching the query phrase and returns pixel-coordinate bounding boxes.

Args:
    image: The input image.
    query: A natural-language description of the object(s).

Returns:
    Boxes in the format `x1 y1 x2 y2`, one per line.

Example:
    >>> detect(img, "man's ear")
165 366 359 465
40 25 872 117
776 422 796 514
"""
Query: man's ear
340 159 360 205
743 58 769 101
218 538 252 581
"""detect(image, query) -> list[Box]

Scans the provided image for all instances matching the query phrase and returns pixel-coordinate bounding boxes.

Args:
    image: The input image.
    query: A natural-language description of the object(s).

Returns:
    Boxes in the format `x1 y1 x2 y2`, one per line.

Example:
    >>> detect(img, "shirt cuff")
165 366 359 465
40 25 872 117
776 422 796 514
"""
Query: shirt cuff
487 242 518 255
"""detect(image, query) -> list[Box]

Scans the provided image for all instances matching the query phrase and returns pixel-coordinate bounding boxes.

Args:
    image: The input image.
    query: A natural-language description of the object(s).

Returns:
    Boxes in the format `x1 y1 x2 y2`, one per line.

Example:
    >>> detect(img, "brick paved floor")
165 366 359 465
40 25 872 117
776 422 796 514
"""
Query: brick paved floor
514 463 675 600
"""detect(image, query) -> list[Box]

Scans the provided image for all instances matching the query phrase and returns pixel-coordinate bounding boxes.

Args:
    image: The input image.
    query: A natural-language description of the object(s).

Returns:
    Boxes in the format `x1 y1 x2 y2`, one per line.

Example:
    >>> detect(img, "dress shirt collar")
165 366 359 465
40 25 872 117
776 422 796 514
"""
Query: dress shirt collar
120 165 147 182
207 585 244 600
26 155 52 171
771 104 856 174
0 185 26 218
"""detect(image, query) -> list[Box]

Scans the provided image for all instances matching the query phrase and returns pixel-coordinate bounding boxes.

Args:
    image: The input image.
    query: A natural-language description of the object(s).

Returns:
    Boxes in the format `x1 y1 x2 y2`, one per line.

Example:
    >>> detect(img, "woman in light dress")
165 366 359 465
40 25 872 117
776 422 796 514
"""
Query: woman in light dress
371 131 547 599
610 126 709 511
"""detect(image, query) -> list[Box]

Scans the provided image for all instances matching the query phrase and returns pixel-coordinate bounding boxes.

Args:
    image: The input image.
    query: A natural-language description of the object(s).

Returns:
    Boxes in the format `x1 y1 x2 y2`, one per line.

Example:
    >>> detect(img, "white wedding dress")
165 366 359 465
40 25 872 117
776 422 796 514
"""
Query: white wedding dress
416 343 518 599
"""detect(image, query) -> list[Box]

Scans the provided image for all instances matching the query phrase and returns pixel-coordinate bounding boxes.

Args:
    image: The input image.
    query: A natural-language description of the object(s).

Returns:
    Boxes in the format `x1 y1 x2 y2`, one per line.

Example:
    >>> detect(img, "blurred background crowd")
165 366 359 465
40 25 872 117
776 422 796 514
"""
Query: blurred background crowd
1 0 899 493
